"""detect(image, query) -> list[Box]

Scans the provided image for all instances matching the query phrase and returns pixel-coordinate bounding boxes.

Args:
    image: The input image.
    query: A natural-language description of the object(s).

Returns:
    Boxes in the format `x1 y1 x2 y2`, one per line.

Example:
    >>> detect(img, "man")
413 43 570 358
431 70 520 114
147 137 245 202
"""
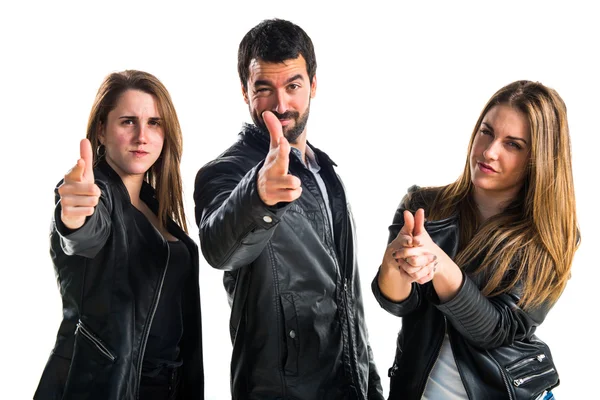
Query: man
194 19 384 400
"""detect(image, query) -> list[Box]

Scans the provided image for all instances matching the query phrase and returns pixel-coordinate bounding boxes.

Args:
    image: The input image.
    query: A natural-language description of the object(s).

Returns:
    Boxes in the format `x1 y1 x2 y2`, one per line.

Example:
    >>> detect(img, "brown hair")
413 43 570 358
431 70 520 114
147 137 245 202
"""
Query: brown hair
86 70 187 232
421 80 579 309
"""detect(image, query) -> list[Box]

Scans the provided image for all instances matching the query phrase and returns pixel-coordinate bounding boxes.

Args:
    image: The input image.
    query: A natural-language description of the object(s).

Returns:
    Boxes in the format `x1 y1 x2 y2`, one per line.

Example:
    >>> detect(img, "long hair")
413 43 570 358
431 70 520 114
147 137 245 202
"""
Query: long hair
85 70 187 232
422 80 579 309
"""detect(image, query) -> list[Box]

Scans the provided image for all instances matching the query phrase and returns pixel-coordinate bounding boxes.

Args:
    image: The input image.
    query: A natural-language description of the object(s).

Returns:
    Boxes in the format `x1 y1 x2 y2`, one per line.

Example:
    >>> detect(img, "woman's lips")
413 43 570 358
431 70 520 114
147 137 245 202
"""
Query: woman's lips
478 162 497 173
131 150 149 158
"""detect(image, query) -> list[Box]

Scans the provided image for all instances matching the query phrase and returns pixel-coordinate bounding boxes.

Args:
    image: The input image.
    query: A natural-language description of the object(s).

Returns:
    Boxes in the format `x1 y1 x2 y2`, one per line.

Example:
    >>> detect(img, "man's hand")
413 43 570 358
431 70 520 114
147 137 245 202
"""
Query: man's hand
257 111 302 206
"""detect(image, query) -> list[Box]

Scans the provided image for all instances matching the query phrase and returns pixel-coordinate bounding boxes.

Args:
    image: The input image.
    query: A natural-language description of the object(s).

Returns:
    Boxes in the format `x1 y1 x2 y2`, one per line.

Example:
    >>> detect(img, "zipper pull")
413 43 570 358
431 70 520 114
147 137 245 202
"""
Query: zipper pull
514 378 524 387
75 321 81 334
344 278 348 292
536 354 546 362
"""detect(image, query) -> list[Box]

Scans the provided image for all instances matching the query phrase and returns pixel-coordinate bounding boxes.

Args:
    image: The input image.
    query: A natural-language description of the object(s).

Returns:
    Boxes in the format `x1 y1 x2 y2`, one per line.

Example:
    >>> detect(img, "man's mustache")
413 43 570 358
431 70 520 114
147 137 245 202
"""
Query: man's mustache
267 111 300 120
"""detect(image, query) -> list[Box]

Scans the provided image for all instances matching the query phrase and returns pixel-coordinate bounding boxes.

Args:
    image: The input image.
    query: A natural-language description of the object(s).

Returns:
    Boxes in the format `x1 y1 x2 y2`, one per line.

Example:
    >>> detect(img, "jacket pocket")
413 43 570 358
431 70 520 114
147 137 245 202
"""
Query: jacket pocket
505 353 557 393
280 293 299 376
61 319 117 397
74 320 117 363
489 337 560 399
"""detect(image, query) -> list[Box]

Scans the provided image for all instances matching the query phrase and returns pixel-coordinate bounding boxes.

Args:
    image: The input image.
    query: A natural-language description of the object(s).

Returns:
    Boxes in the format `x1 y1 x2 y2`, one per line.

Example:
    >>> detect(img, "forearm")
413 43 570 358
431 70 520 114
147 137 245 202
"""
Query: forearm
197 164 289 270
371 268 420 317
377 265 412 302
54 182 111 258
431 252 463 303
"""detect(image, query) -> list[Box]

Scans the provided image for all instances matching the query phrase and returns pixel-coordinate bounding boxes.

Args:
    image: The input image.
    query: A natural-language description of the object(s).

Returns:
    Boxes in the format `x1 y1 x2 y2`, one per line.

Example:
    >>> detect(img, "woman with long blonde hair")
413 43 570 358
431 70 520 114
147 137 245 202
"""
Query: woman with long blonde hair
35 70 204 399
373 80 578 400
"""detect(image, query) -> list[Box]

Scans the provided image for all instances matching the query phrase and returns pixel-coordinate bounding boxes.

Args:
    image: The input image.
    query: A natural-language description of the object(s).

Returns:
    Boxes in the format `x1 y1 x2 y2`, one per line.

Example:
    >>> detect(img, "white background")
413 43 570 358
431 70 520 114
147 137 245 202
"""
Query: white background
1 1 598 398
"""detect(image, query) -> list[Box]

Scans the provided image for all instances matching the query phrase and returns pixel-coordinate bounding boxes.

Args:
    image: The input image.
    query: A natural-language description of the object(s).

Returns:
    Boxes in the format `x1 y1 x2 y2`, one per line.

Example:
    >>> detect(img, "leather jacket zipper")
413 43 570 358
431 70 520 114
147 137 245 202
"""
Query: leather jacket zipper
513 368 556 387
301 159 359 392
506 354 546 372
75 320 116 362
135 243 171 398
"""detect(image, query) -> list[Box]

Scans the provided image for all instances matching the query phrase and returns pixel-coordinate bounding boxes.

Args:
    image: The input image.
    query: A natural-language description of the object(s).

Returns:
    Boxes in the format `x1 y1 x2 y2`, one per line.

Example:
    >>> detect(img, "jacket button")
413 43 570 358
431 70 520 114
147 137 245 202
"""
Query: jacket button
289 330 296 339
263 215 273 223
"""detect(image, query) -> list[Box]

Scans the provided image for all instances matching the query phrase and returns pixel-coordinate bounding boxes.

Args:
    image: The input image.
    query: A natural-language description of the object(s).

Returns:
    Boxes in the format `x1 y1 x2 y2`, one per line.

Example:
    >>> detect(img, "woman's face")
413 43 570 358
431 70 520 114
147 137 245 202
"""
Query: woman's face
470 104 531 201
99 89 164 183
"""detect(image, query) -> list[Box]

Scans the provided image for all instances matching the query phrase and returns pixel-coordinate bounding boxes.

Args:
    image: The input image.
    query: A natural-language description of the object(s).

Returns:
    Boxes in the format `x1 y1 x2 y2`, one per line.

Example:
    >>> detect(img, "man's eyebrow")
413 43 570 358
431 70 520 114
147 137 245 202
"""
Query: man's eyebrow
254 79 272 87
285 74 304 84
254 74 305 87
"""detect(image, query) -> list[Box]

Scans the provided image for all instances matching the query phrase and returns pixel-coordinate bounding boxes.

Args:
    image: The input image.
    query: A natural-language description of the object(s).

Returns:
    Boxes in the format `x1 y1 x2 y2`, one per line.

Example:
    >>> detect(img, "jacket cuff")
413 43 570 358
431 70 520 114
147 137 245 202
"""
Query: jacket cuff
54 199 109 258
245 162 291 230
371 268 420 317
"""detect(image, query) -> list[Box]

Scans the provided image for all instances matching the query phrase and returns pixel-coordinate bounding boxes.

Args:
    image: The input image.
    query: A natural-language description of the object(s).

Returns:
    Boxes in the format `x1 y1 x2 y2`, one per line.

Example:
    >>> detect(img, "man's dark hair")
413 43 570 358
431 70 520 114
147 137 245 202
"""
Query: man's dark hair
238 19 317 91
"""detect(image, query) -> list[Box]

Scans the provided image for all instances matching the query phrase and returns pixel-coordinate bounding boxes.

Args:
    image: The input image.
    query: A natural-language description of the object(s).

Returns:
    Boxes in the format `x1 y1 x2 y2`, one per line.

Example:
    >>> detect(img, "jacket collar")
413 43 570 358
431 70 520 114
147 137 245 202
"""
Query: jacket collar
96 159 158 210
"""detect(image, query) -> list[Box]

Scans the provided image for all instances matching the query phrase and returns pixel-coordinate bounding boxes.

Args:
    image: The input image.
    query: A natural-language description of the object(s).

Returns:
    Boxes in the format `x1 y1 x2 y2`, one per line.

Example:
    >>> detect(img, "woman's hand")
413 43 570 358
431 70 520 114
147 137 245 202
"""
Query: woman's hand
57 139 101 230
400 208 463 302
378 210 437 301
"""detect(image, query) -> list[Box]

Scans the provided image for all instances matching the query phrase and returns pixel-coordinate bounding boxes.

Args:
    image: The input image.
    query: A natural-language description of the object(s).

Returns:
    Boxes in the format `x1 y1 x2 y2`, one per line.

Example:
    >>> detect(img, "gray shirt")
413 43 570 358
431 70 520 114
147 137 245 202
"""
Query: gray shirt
291 146 334 235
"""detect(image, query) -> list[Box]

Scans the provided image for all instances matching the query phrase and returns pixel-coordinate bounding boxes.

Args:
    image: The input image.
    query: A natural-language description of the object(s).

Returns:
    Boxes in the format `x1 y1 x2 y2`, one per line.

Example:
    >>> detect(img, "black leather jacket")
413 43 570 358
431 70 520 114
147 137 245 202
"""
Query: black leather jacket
372 187 559 400
194 124 384 400
34 161 204 400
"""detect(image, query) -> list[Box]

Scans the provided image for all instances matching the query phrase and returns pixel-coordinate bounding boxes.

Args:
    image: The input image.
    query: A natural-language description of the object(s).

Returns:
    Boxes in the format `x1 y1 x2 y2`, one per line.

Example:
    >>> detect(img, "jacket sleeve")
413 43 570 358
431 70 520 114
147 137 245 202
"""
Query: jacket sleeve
194 159 290 271
432 273 552 349
53 179 112 259
371 191 422 317
367 343 385 400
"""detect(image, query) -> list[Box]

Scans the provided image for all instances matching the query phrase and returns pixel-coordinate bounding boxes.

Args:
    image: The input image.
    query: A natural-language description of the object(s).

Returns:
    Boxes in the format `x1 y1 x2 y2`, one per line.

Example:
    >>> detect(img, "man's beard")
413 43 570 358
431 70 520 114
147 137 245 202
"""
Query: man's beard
252 106 310 145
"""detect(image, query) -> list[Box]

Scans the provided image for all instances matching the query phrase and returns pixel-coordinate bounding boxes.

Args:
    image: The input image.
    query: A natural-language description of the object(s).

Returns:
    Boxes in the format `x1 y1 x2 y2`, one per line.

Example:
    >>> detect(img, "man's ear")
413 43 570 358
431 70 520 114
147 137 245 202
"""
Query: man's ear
310 75 317 99
241 82 249 104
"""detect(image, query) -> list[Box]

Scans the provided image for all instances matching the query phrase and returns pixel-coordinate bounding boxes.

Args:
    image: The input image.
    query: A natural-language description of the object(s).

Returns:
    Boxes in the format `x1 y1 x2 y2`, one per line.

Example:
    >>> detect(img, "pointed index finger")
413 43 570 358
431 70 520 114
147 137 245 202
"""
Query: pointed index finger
262 111 283 150
400 210 415 237
413 208 425 236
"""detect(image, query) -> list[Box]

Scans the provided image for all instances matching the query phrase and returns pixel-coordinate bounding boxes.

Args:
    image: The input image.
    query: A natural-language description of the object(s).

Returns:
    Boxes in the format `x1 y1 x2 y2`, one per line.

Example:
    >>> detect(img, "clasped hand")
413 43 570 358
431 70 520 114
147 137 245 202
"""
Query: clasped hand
381 209 442 285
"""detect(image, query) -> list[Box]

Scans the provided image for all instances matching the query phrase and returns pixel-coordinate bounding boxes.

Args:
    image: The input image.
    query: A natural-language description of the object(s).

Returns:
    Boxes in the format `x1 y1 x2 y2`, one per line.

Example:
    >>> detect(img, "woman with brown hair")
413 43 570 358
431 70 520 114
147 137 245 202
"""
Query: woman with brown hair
34 70 204 399
373 80 578 400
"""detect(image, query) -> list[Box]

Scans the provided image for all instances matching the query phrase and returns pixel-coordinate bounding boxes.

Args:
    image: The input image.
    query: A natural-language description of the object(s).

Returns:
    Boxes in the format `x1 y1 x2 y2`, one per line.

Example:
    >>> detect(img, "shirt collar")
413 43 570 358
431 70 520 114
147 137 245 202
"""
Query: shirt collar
291 146 321 173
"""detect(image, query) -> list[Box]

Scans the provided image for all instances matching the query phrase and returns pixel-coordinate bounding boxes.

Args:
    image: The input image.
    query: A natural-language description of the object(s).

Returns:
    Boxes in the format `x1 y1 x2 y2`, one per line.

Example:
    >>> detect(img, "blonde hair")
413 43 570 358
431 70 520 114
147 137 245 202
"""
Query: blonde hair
86 70 187 232
420 81 579 309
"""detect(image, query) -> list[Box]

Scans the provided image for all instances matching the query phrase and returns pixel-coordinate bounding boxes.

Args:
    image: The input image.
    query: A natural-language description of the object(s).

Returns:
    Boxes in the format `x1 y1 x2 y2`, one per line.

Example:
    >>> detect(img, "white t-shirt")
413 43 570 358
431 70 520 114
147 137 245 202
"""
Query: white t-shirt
421 333 469 400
